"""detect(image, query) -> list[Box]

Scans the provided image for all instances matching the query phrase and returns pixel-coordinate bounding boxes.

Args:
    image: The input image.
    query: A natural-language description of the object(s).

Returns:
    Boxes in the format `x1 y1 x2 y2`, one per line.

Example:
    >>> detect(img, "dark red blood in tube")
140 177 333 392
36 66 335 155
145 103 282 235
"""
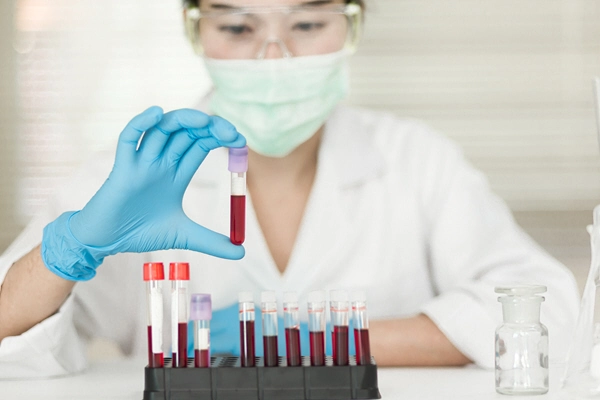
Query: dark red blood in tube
354 328 372 365
172 322 188 368
240 320 255 367
195 349 210 368
285 328 301 366
309 331 325 366
230 195 246 245
332 325 349 366
263 335 279 367
147 325 164 368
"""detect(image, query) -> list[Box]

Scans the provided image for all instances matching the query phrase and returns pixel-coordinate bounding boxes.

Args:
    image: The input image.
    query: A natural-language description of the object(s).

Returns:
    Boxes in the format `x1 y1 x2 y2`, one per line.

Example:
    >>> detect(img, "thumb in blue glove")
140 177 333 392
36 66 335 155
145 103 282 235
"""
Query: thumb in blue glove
42 107 246 281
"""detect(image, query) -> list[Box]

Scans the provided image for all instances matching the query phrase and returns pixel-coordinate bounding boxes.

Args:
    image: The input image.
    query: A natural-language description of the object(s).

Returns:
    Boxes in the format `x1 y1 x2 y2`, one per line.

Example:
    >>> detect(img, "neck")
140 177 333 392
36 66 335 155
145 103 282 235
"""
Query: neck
246 127 323 188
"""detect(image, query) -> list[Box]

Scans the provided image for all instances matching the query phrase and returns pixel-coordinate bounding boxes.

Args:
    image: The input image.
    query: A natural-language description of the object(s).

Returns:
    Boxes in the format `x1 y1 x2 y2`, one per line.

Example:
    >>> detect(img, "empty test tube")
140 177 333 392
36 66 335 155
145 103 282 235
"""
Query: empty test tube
351 290 372 365
229 146 248 245
283 291 301 367
239 291 256 367
170 262 190 368
330 290 350 366
261 291 279 367
190 293 212 368
144 262 165 368
307 290 326 366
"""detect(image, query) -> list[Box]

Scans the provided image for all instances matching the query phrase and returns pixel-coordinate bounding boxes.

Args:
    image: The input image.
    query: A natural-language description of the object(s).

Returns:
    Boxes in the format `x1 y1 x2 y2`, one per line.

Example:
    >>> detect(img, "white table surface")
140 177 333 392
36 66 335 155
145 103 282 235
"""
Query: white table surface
0 358 567 400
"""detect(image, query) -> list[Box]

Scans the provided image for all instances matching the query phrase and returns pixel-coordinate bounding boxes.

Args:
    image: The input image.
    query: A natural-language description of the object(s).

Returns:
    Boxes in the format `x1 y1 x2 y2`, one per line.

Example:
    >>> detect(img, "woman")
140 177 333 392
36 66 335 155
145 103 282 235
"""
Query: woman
0 0 579 377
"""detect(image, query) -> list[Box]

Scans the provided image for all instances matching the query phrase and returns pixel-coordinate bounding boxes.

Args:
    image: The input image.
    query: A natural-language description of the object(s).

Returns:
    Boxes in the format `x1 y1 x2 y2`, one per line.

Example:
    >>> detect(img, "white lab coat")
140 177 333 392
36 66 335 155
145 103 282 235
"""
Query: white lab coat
0 105 580 378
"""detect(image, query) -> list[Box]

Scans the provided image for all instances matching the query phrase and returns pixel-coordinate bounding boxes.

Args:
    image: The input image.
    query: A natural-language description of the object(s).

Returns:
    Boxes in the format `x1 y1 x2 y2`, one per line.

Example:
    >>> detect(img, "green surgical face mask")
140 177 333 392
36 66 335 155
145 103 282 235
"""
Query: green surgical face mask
203 50 349 157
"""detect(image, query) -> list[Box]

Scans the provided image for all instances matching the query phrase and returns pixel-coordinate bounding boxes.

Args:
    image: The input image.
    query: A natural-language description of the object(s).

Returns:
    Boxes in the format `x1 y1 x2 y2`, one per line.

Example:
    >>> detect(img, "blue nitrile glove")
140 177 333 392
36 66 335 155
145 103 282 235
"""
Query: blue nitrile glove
190 302 356 358
41 107 246 281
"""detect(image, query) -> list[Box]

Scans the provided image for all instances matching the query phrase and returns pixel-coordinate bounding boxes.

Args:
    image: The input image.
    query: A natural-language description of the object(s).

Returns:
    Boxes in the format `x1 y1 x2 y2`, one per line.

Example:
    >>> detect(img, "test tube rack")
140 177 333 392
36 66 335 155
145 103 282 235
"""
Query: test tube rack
143 356 381 400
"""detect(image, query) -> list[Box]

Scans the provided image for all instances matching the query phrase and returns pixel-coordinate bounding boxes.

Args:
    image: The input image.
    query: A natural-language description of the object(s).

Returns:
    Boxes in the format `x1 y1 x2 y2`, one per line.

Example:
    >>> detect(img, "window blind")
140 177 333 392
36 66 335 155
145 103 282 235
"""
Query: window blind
1 0 599 254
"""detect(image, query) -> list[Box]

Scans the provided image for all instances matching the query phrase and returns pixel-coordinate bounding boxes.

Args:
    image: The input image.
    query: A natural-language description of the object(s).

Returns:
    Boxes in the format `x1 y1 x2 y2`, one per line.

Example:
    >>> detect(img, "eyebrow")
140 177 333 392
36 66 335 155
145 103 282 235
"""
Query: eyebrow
210 0 334 9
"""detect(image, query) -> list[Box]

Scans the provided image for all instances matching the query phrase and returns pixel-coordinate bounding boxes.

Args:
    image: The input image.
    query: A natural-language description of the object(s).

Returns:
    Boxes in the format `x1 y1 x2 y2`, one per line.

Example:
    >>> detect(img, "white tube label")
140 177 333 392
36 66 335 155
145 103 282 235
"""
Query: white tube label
231 174 246 196
178 292 188 321
150 292 163 354
171 292 178 353
198 328 210 350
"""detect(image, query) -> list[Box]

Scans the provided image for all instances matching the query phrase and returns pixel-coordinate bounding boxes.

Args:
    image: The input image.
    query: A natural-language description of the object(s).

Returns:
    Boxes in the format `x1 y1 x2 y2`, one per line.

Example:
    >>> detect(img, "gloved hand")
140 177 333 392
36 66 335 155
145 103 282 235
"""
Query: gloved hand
194 302 356 358
202 302 239 356
42 107 246 281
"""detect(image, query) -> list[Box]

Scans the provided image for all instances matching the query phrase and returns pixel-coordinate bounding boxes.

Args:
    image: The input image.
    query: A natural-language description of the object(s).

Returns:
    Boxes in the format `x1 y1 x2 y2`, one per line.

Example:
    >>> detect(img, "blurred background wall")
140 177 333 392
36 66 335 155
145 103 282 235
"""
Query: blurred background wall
0 1 19 256
0 0 599 290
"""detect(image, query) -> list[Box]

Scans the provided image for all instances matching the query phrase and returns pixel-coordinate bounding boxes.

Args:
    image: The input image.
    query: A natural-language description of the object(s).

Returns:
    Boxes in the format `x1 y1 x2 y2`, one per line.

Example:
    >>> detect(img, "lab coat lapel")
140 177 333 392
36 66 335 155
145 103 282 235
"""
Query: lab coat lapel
280 152 351 290
237 192 285 289
282 106 386 291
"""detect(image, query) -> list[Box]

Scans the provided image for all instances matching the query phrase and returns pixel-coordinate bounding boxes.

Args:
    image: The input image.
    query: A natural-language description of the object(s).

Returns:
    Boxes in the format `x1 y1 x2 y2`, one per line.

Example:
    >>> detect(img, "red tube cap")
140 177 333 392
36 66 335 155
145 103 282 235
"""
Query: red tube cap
169 262 190 281
143 262 165 281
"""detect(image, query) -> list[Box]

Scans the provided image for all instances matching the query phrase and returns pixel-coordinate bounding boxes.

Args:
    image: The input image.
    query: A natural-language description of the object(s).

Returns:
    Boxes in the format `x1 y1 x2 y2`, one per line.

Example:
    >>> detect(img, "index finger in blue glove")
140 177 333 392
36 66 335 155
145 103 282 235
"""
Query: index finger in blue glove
137 109 212 162
162 128 208 168
178 117 245 178
192 116 246 152
114 106 164 168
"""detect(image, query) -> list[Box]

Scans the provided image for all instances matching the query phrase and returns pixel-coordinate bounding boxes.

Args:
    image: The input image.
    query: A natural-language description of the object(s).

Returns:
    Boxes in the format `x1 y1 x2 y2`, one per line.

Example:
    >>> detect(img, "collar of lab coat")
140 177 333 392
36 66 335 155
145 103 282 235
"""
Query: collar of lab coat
320 105 387 188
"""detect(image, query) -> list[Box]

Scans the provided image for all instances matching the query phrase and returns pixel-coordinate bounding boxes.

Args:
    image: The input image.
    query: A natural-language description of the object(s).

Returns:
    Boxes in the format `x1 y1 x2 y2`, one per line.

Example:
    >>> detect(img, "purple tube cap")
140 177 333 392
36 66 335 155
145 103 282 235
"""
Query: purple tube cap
190 293 212 321
228 146 248 173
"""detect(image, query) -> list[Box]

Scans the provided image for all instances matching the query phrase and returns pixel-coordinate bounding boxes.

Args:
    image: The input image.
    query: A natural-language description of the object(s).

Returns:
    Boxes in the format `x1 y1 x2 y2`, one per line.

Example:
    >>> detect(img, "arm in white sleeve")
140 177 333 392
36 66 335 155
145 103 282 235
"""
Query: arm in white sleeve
0 294 87 379
417 134 580 369
0 152 119 378
0 208 90 378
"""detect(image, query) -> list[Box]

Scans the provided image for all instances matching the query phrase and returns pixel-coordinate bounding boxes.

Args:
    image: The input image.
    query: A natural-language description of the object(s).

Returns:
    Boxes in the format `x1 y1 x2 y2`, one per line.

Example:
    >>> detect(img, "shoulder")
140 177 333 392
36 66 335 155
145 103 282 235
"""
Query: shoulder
328 105 466 171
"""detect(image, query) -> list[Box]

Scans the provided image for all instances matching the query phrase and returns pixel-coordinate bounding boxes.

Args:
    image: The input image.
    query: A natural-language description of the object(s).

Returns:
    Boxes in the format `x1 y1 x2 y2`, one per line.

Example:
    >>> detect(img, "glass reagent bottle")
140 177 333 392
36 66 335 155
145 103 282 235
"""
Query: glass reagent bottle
495 285 549 395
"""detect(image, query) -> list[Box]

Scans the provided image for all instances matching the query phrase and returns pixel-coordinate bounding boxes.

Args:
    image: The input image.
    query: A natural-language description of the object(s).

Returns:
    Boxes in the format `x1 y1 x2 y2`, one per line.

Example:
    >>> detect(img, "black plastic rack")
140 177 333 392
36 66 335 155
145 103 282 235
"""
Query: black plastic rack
143 356 381 400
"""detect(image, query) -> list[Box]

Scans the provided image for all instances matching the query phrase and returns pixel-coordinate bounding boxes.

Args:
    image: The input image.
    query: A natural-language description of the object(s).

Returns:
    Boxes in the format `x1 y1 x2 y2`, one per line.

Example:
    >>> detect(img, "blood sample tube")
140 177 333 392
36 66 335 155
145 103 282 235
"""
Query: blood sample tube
170 262 190 368
351 290 372 365
239 291 256 367
144 262 165 368
261 291 279 367
229 146 248 245
330 290 350 366
307 290 326 366
283 291 301 367
190 293 212 368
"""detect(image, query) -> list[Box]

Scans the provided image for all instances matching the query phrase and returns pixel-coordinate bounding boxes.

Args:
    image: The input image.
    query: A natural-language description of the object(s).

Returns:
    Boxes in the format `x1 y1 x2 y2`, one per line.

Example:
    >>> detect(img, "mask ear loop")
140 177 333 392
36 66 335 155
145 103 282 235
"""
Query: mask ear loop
255 38 293 59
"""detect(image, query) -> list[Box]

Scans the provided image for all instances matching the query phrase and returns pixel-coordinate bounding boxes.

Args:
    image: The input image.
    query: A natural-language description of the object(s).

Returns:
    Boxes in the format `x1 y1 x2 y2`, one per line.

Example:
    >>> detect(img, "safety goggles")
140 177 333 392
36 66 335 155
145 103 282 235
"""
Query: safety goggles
184 2 362 59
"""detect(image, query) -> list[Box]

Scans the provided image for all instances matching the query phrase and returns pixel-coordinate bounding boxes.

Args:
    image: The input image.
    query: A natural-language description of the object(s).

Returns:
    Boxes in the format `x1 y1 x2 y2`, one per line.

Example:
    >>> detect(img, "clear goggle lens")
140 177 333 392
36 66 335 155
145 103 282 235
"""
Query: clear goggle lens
184 3 362 59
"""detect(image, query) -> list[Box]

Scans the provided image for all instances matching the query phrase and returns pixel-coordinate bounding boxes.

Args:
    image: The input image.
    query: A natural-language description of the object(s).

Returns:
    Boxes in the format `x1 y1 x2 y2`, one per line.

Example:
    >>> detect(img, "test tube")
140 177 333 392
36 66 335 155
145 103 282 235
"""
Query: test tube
239 291 256 367
283 291 301 367
144 262 165 368
261 291 279 367
351 290 372 365
170 262 190 368
330 290 350 366
190 293 212 368
307 290 326 366
229 146 248 245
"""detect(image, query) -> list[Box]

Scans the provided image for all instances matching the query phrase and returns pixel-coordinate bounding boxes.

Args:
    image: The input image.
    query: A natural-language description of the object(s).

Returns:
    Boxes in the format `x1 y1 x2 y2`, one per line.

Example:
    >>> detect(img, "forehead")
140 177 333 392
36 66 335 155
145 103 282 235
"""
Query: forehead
202 0 345 7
